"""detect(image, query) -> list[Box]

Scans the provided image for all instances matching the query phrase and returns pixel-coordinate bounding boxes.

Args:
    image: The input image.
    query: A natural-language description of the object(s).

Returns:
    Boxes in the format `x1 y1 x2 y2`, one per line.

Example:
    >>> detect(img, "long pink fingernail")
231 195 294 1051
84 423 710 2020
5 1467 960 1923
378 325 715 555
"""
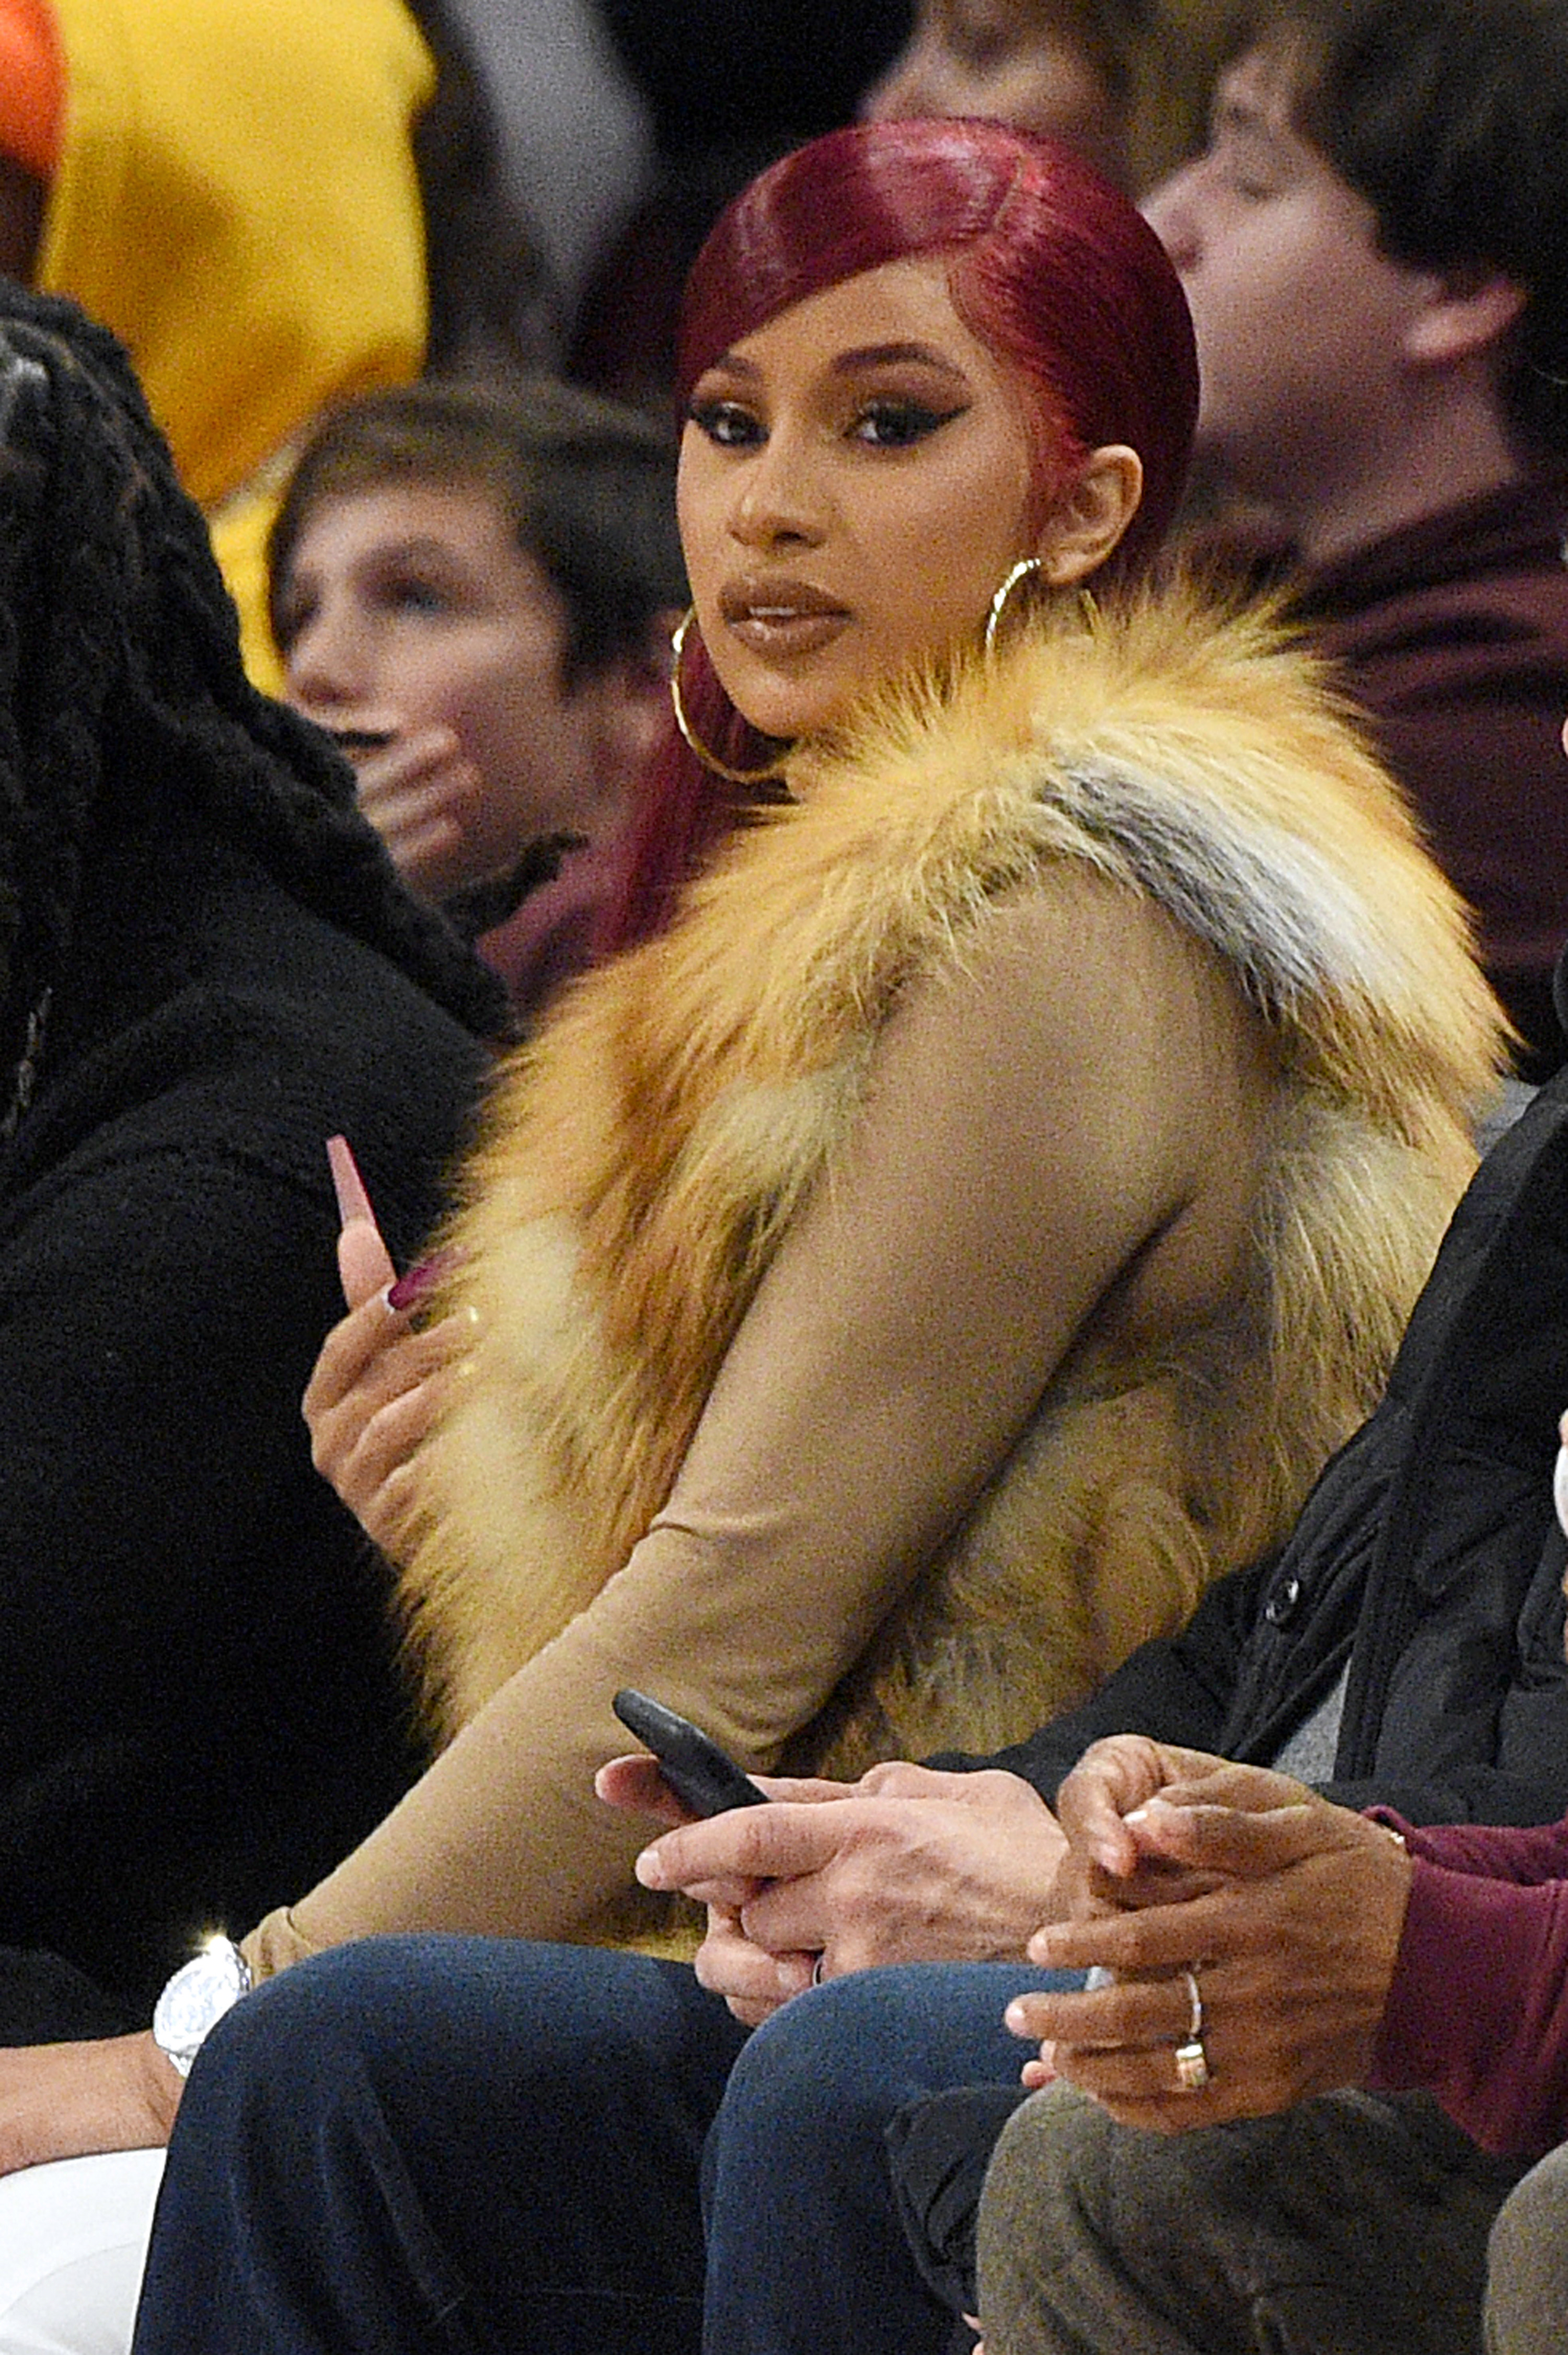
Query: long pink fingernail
327 1135 376 1229
386 1253 452 1312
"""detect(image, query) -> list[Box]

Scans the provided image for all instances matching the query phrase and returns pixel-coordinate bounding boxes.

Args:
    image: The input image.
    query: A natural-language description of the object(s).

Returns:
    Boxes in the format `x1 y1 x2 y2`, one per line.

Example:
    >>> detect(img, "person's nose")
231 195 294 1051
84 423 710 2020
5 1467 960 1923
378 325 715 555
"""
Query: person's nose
728 423 829 554
284 597 377 718
1142 160 1201 270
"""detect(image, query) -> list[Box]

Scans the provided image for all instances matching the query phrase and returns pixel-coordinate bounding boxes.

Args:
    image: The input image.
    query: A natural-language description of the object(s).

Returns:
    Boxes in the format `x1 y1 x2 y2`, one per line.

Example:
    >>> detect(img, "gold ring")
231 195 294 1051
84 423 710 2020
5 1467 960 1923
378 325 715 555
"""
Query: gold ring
1173 2038 1210 2093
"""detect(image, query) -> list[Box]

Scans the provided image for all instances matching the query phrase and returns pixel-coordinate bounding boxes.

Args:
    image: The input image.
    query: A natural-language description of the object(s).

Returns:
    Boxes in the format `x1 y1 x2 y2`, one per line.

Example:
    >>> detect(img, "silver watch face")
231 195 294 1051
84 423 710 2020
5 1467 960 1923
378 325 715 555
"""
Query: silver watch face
153 1938 250 2073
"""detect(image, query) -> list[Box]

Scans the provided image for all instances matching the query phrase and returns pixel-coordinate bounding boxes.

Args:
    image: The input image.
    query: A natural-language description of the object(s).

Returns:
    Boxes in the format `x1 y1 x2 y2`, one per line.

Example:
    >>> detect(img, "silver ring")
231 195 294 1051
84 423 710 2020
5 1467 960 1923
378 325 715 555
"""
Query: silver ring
811 1954 826 1988
1182 1966 1203 2042
1173 2038 1210 2092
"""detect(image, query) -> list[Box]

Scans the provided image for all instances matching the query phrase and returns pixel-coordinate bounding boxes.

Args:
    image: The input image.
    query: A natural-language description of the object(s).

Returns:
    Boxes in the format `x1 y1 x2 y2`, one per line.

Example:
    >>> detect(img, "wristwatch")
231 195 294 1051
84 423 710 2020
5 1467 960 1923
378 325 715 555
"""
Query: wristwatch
151 1935 251 2076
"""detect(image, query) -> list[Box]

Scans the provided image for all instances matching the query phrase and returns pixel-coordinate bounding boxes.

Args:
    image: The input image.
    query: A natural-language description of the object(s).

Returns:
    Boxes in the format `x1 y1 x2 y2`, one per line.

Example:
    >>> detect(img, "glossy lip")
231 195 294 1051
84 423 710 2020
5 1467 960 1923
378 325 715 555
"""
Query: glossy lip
719 575 850 658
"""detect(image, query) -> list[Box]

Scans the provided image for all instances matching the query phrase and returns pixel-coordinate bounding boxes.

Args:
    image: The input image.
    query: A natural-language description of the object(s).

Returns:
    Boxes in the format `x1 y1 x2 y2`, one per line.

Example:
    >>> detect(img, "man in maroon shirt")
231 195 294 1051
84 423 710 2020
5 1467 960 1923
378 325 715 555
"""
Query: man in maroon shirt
1146 0 1568 1075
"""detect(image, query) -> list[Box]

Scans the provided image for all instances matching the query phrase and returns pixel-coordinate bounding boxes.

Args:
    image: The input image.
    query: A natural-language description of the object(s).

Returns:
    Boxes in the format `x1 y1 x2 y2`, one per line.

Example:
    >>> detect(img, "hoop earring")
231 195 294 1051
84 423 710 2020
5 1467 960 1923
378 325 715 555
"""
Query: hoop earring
670 610 792 786
985 561 1102 655
983 556 1045 655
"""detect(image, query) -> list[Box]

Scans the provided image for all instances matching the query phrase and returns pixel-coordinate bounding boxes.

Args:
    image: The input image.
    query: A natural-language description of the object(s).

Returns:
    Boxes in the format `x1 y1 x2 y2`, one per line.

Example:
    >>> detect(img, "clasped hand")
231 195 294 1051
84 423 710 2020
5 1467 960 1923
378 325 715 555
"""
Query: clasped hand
600 1758 1067 2027
1002 1737 1414 2132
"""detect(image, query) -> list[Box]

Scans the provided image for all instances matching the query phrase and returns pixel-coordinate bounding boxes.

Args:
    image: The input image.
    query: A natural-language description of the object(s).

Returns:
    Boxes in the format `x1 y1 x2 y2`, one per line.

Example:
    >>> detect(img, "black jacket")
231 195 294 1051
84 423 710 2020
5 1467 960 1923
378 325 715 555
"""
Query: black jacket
945 1074 1568 1828
0 798 490 2024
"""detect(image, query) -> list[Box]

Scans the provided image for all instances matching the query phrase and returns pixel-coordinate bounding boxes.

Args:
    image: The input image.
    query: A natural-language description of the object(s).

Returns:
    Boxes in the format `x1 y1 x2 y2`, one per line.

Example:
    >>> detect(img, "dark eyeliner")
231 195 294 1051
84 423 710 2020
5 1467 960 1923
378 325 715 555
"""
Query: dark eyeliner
688 398 764 448
856 399 968 447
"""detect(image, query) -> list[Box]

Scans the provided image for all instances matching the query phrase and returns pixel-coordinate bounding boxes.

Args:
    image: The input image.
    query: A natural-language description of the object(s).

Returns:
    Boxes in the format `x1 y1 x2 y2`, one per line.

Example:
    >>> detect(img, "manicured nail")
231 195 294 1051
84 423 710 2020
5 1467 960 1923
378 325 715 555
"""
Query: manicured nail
327 1135 375 1229
387 1254 451 1312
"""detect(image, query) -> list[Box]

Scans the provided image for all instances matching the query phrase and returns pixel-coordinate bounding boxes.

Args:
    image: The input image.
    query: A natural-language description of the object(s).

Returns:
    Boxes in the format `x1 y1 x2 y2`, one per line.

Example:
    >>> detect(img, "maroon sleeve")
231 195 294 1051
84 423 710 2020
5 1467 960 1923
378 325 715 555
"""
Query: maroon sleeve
1370 1810 1568 1886
1368 1835 1568 2157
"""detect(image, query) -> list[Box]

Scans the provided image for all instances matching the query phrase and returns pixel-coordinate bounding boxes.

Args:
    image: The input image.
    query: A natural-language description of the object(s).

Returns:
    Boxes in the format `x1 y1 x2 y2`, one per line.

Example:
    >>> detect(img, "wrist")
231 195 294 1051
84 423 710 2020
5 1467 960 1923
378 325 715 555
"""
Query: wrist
132 2029 187 2142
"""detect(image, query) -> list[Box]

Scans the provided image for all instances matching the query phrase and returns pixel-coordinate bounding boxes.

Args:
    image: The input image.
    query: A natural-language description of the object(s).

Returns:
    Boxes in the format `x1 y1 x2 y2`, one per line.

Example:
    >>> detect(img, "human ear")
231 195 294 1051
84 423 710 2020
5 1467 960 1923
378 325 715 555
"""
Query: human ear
1403 269 1526 368
1033 445 1144 585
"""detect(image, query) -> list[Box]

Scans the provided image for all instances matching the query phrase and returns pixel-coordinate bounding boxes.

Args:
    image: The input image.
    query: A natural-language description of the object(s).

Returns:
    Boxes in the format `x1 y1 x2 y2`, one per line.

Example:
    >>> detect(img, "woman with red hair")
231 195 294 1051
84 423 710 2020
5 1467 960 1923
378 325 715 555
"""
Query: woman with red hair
296 116 1491 1924
0 117 1502 2354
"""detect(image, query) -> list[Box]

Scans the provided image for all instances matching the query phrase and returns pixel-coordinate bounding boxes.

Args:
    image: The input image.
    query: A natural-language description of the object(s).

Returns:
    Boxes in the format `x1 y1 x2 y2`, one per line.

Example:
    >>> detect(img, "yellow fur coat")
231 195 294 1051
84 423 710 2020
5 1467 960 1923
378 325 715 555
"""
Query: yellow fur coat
399 589 1503 1780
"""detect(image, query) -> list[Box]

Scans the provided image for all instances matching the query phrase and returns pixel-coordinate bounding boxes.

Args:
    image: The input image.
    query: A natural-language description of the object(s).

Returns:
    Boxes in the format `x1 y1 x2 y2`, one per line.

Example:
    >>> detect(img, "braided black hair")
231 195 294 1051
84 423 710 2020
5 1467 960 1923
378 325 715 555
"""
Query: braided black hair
0 285 502 1121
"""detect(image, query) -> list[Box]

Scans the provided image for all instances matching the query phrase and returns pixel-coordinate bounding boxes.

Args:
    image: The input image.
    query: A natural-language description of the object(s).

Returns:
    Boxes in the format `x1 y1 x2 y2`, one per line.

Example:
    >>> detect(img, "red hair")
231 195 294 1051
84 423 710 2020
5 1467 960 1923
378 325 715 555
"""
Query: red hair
602 117 1196 951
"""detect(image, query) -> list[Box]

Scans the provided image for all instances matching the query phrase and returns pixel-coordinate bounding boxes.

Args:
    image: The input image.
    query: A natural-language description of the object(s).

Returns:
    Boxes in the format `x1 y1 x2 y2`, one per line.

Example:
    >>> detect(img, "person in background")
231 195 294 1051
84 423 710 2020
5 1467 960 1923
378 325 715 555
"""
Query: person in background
1146 0 1568 1075
0 0 540 687
270 377 685 1020
862 0 1226 191
441 0 653 330
0 281 499 2035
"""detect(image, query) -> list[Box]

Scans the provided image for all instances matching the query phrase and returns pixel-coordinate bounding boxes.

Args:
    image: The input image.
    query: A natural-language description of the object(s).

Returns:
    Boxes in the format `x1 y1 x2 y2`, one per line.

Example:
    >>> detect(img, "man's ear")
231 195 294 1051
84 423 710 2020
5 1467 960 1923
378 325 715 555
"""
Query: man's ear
1404 268 1527 367
1034 445 1144 585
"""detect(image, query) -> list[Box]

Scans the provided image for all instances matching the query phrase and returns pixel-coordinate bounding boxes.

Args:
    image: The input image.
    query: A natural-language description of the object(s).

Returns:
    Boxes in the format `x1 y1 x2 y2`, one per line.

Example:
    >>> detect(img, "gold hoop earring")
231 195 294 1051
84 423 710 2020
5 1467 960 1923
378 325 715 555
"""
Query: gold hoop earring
985 563 1102 655
669 610 792 786
983 556 1045 655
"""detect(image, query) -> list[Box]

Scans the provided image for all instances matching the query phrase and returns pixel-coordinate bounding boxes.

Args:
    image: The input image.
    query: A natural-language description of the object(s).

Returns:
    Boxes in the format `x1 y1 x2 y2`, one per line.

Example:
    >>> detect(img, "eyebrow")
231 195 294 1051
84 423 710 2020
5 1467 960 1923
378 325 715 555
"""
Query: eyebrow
699 342 974 384
353 535 469 567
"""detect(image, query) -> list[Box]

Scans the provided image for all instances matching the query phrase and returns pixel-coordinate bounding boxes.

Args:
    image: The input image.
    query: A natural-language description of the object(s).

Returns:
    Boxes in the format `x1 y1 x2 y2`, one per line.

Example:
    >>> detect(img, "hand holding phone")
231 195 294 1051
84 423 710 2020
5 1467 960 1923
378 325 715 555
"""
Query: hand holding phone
613 1689 769 1818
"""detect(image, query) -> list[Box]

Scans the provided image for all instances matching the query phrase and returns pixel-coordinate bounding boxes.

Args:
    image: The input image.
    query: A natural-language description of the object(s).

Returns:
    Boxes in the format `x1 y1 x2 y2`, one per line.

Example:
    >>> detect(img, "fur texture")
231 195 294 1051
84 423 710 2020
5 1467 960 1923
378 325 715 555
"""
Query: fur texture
400 585 1504 1775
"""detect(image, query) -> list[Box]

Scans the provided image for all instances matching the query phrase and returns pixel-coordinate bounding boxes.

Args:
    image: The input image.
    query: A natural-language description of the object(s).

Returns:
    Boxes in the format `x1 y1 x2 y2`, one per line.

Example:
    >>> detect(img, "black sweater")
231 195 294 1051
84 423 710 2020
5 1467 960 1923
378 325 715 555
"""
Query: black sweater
0 801 488 2024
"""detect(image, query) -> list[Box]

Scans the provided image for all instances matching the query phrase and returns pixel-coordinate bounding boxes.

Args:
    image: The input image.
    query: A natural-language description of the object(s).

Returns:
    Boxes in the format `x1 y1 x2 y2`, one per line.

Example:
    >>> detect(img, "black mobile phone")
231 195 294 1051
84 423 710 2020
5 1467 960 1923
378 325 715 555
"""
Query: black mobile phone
612 1688 769 1817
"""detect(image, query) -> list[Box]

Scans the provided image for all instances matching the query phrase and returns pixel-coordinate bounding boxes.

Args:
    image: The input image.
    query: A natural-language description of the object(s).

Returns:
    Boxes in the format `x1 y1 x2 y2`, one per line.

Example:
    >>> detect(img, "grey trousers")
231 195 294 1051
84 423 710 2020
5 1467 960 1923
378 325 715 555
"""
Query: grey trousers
976 2082 1526 2355
1486 2139 1568 2355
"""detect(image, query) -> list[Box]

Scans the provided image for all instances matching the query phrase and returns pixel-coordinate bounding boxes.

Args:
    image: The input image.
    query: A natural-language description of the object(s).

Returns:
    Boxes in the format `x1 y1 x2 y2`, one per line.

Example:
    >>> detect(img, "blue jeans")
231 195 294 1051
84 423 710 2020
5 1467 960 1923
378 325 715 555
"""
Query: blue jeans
128 1935 1050 2354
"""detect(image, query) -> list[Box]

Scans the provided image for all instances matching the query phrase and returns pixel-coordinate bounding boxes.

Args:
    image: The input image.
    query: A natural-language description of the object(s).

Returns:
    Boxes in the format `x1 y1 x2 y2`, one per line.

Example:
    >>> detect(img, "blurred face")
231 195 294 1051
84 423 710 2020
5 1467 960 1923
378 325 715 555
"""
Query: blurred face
862 1 1123 181
1144 44 1432 527
276 481 618 869
677 255 1048 743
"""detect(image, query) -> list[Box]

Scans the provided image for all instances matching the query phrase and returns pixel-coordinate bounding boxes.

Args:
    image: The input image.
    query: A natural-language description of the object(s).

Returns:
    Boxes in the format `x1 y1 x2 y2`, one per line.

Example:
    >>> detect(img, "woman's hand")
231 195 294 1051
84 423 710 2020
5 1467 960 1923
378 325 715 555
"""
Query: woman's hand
309 1140 469 1566
303 1288 465 1565
0 2033 180 2175
1005 1782 1413 2133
